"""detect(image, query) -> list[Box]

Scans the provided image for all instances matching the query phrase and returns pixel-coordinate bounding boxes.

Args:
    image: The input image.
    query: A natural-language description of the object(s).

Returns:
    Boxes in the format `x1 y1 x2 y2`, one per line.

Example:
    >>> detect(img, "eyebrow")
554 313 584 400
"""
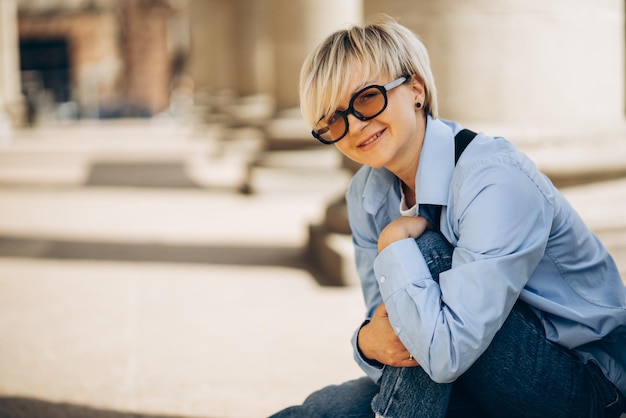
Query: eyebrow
350 78 377 96
334 78 377 112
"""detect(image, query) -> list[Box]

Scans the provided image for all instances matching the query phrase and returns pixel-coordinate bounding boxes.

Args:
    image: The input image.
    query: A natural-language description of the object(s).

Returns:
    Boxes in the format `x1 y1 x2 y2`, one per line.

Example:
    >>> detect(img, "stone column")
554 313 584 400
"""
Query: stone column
0 0 24 136
234 0 274 97
122 0 172 115
365 0 625 143
270 0 363 110
286 0 363 285
188 0 237 93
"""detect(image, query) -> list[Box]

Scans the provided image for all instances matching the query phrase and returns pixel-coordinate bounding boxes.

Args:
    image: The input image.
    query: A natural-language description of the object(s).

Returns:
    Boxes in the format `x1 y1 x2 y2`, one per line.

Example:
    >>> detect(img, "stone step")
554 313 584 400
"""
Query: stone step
240 147 351 195
307 223 359 287
263 108 315 151
0 123 265 190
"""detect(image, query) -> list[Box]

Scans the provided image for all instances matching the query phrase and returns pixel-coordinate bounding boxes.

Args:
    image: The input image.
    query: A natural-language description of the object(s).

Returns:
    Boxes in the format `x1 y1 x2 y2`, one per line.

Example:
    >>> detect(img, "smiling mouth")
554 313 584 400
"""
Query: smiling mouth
358 130 384 148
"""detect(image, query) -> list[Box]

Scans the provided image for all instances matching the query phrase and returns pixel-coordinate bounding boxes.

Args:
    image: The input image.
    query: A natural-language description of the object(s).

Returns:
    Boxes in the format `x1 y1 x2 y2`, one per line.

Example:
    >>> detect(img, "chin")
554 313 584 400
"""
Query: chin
337 148 387 169
366 161 386 169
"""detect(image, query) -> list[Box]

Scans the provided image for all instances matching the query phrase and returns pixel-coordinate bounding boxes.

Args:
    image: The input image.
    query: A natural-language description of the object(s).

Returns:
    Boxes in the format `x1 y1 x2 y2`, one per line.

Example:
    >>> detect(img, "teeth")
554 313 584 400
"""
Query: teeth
361 132 381 146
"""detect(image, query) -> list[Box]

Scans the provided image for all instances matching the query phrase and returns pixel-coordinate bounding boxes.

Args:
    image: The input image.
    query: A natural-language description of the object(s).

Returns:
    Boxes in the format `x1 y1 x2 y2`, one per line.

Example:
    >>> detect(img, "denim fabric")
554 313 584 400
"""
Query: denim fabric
269 377 378 418
372 365 450 418
412 229 453 284
270 231 625 418
372 300 624 418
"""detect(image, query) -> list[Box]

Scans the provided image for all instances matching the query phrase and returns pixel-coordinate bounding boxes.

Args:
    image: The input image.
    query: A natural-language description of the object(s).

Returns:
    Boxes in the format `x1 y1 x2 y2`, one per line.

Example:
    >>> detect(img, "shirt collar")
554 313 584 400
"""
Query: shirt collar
415 115 456 206
360 115 458 214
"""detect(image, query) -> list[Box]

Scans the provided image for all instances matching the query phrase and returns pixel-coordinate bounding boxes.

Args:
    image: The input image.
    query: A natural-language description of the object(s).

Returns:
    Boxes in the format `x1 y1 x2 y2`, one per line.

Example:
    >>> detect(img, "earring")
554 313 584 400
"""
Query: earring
416 102 422 109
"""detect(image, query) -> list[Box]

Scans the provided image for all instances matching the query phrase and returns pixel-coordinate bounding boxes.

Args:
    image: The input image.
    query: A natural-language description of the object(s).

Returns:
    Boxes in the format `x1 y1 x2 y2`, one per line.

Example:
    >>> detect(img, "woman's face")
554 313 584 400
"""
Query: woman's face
331 69 426 171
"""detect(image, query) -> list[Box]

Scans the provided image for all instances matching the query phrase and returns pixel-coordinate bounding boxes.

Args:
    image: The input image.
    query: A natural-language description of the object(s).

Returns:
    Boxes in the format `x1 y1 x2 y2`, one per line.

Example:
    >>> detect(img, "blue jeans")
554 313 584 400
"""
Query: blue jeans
270 231 625 418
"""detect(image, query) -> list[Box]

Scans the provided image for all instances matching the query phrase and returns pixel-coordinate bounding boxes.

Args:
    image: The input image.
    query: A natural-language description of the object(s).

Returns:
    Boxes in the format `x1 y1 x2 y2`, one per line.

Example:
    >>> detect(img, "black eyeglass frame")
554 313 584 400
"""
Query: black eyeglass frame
312 74 411 145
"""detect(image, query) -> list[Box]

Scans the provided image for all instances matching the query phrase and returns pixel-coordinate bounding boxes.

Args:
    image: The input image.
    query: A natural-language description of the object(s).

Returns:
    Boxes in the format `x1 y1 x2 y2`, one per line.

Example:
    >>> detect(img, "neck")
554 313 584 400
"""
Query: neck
391 135 423 209
401 180 416 208
388 112 427 208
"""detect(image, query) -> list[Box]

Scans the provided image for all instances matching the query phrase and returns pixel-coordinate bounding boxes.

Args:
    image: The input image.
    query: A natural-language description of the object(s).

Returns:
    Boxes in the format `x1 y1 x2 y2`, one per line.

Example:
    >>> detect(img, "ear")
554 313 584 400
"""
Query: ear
409 74 426 105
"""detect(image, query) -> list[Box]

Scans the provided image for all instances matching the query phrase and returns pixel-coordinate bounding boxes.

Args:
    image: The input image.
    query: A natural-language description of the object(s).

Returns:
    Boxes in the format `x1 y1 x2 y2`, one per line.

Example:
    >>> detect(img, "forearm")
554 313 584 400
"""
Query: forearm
378 216 431 253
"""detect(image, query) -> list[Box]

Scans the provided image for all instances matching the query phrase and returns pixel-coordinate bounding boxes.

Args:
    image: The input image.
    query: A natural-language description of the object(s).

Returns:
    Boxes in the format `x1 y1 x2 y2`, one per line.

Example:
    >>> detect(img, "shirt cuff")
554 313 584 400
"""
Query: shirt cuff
373 238 432 302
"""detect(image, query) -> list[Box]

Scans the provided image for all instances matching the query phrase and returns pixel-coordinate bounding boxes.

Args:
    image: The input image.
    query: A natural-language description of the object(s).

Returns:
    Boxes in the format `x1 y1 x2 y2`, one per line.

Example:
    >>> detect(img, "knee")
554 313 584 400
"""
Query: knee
415 230 452 253
415 231 453 280
373 366 452 417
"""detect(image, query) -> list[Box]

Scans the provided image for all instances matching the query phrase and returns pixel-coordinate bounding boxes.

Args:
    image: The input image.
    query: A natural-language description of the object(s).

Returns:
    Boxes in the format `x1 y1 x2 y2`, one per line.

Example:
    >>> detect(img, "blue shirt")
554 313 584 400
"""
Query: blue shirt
347 116 626 394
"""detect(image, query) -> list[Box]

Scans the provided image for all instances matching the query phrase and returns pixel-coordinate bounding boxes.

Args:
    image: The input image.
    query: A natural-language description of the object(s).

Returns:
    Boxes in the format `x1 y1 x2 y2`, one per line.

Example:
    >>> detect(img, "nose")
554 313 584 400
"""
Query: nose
346 112 369 135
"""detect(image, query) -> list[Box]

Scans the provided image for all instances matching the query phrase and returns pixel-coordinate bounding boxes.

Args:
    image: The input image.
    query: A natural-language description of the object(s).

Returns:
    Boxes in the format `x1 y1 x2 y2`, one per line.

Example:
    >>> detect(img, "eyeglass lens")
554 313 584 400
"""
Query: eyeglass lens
315 86 386 143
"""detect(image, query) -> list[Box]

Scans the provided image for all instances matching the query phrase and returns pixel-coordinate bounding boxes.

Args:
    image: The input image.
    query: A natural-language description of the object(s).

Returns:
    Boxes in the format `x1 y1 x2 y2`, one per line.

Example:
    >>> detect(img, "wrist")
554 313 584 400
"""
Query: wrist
357 322 383 368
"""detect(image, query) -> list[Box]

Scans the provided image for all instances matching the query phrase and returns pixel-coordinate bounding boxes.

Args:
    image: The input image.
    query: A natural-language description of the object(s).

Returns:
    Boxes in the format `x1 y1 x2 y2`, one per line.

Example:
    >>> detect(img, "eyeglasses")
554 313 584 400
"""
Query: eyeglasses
312 75 411 144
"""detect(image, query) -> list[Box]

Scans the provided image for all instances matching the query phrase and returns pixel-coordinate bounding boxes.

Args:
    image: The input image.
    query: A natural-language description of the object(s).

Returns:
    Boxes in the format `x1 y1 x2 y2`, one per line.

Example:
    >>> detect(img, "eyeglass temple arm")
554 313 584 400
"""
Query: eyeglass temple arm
384 74 411 90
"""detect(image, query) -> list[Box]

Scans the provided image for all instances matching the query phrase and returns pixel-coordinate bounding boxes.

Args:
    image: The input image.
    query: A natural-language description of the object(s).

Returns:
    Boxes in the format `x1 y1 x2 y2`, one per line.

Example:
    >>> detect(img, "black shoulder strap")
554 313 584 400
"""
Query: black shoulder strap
454 129 477 165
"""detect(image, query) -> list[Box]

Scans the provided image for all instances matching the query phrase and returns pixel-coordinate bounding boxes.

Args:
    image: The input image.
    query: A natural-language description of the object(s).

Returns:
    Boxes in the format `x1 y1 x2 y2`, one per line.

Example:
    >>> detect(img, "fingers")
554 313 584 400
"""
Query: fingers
407 352 419 366
402 352 420 367
403 358 420 367
388 352 420 368
369 303 420 367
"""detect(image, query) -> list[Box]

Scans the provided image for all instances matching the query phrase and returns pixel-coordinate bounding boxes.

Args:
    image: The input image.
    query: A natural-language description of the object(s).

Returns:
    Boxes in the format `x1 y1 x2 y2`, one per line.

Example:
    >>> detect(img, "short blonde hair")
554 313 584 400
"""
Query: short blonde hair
299 16 438 128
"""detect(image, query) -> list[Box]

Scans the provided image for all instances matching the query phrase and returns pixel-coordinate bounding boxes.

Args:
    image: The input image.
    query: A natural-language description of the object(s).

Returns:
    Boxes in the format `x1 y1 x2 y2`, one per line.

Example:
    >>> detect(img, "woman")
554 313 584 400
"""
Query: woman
271 17 626 418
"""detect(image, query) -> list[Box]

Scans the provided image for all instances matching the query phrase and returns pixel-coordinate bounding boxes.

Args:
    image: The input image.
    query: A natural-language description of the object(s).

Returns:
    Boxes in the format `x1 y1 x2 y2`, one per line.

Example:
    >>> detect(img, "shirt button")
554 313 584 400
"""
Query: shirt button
395 326 401 334
379 275 386 284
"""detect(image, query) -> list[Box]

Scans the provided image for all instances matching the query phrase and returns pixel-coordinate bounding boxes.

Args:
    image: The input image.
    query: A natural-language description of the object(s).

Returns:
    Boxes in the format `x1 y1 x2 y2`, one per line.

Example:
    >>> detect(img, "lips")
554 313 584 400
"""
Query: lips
358 129 385 148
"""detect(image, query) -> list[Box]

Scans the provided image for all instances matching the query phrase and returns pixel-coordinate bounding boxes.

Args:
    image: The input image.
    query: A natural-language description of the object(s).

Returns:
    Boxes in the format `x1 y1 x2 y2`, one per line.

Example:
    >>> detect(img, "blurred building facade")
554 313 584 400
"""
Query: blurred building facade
0 0 624 285
0 0 623 136
8 0 189 124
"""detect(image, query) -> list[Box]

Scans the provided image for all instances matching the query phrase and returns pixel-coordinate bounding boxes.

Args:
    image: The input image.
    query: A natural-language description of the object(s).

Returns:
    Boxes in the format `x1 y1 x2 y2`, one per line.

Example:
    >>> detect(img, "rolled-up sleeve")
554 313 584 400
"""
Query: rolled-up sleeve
349 234 385 381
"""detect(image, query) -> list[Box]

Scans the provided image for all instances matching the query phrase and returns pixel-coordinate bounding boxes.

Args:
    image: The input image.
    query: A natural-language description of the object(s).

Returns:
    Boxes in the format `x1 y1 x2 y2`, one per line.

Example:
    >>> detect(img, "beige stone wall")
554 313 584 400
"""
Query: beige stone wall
188 0 237 93
234 0 274 97
270 0 362 109
189 0 362 110
365 0 625 141
268 0 308 109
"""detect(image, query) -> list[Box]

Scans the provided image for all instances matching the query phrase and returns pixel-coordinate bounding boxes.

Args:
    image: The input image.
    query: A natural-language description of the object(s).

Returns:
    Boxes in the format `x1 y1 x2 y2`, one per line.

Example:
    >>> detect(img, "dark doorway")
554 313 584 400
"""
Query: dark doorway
19 38 71 103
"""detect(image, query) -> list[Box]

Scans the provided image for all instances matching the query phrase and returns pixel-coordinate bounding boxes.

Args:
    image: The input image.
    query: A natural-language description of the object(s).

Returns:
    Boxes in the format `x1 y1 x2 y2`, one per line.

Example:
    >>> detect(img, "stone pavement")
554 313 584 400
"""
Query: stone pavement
0 120 363 418
0 119 624 418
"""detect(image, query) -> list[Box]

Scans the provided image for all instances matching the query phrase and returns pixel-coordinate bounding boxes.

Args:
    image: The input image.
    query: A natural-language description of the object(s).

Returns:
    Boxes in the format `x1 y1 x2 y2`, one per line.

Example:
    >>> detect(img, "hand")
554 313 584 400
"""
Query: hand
378 216 432 253
357 304 419 367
